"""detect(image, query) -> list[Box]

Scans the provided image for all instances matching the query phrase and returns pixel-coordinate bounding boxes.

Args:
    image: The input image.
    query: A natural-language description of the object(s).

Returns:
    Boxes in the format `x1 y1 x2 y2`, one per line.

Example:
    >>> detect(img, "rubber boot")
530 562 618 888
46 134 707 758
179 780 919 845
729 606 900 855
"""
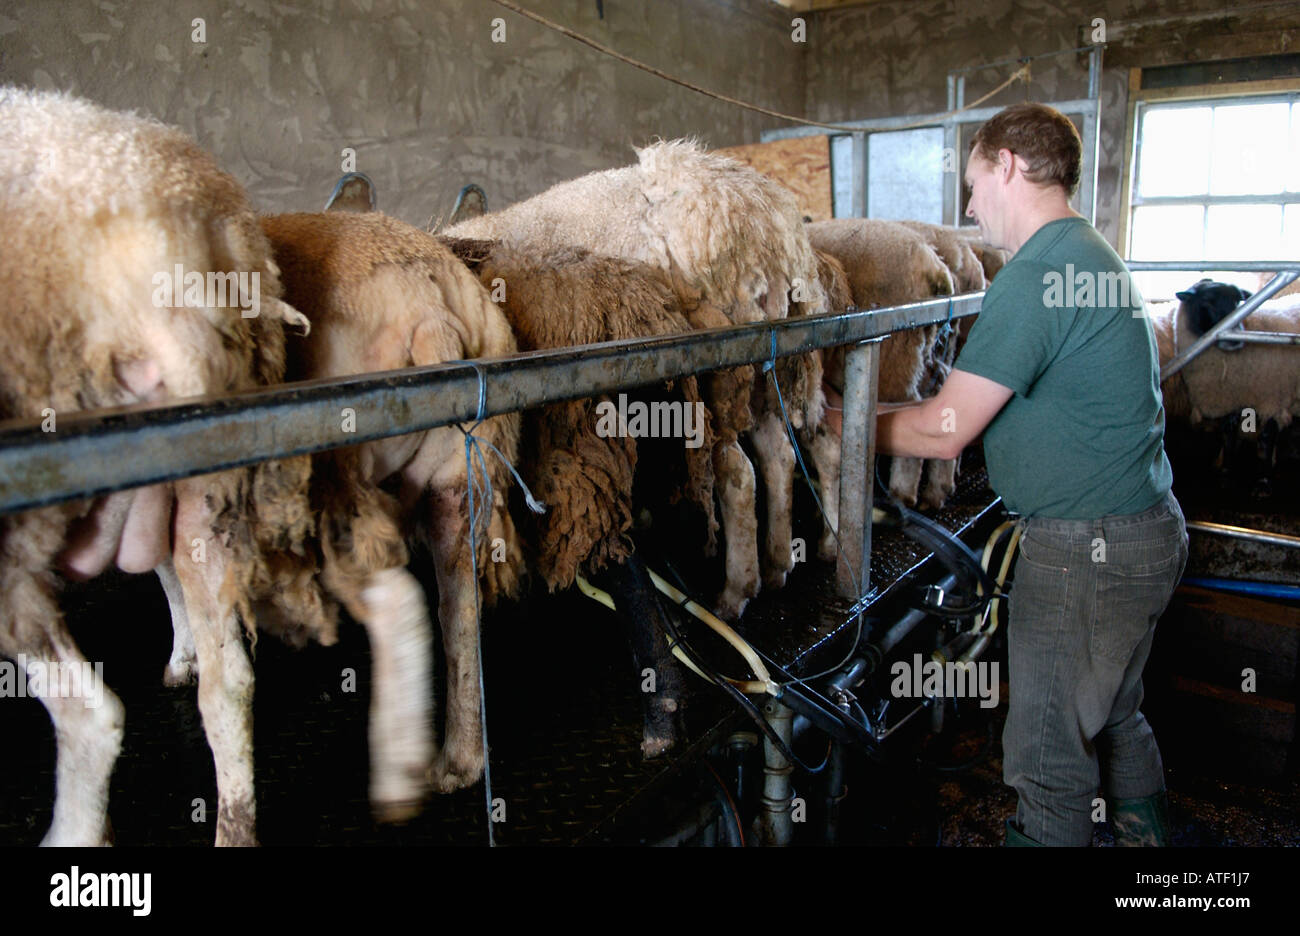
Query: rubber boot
1004 818 1043 846
1111 791 1171 847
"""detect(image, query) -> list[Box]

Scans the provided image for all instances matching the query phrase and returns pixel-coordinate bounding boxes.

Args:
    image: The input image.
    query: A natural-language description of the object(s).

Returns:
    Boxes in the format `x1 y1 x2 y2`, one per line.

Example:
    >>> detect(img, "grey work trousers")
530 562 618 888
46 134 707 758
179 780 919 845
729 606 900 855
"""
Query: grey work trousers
1003 490 1189 846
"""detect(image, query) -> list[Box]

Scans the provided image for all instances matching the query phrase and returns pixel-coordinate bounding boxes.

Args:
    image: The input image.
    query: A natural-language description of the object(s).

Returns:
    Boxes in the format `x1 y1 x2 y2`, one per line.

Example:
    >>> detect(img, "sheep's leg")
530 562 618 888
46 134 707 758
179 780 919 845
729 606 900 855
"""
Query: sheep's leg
597 554 688 759
173 477 256 846
713 439 760 620
920 456 960 511
6 510 124 846
427 486 487 793
33 636 123 847
3 614 122 846
354 566 434 819
806 426 843 562
751 410 795 591
158 556 198 687
888 456 924 508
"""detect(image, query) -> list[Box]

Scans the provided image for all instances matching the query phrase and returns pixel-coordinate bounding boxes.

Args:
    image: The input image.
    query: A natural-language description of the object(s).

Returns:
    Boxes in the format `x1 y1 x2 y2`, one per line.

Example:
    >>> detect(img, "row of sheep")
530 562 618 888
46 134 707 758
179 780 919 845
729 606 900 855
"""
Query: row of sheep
0 88 997 846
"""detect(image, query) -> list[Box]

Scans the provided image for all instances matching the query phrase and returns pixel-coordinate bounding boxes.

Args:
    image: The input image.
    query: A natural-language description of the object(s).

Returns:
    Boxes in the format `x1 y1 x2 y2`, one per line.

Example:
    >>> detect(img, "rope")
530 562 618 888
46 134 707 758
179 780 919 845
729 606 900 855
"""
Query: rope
487 0 1030 134
450 360 546 846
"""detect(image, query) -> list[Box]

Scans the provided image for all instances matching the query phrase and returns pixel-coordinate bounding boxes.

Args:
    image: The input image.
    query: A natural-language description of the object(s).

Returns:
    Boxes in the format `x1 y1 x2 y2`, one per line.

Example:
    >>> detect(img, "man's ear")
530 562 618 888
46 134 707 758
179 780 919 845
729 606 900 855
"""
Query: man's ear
998 148 1015 179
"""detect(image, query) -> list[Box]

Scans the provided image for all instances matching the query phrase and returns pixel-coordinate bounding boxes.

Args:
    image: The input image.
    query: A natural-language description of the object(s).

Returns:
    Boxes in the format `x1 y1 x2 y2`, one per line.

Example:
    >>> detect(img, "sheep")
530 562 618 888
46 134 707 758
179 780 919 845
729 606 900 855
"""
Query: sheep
448 139 827 618
1147 280 1300 442
455 240 720 756
807 219 956 508
235 212 524 796
899 220 987 294
0 87 325 845
893 222 995 509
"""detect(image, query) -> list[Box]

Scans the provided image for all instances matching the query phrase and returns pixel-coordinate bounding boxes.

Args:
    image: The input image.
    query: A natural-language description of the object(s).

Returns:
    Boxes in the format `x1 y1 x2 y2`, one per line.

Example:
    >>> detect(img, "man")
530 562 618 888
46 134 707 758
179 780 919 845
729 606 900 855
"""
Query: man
876 102 1188 846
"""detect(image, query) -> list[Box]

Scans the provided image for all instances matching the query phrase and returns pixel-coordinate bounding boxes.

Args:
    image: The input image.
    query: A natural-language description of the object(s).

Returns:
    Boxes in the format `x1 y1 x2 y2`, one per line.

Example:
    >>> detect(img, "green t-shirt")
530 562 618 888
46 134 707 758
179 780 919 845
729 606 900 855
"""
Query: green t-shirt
953 216 1172 519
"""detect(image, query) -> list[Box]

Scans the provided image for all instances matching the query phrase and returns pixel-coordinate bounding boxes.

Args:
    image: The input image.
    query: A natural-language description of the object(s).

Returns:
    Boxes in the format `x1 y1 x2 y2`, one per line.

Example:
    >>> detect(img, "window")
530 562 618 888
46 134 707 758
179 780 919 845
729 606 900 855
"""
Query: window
1125 90 1300 300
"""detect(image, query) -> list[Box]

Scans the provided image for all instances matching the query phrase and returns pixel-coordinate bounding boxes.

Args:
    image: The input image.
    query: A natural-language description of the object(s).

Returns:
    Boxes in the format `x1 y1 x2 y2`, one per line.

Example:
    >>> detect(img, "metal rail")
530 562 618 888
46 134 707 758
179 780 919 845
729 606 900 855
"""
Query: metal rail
1127 261 1300 273
1133 261 1294 379
767 44 1104 226
1186 521 1300 550
0 293 983 519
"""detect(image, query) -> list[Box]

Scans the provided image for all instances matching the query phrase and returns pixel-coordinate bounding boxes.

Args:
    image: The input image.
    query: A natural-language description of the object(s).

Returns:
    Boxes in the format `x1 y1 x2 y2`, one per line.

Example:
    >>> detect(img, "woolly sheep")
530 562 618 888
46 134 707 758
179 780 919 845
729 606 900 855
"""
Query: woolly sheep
449 140 828 617
464 240 721 756
807 218 956 508
0 87 322 846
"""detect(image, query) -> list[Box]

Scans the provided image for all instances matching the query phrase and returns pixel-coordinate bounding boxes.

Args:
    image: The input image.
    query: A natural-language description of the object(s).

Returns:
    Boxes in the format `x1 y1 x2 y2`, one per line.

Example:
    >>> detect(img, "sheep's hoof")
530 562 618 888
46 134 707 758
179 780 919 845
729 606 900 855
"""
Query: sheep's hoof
714 591 749 622
215 805 258 847
163 660 198 687
372 764 431 822
640 695 683 760
427 749 483 794
919 488 954 511
762 567 789 592
889 490 919 508
641 735 675 759
372 796 426 825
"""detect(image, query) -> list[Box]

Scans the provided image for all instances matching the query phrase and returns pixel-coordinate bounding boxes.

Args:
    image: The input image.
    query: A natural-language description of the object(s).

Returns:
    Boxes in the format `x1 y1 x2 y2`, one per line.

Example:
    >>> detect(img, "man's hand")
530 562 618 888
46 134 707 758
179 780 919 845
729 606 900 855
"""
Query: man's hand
822 382 924 438
877 369 1013 460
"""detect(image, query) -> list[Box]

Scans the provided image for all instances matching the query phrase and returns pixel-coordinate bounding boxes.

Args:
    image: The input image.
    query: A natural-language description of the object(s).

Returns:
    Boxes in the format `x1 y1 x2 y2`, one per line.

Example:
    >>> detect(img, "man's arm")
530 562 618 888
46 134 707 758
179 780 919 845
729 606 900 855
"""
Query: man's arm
876 368 1014 460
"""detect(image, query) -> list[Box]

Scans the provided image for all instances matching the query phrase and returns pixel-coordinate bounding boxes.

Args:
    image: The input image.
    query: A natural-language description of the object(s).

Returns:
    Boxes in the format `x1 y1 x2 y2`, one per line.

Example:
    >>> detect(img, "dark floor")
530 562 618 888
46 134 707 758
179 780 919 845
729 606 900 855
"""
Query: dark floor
3 440 1297 846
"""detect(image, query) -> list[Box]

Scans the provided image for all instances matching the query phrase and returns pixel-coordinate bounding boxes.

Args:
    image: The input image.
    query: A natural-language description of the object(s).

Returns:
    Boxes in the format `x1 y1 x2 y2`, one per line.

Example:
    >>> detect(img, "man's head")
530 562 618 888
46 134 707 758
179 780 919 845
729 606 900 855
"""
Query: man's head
964 103 1082 250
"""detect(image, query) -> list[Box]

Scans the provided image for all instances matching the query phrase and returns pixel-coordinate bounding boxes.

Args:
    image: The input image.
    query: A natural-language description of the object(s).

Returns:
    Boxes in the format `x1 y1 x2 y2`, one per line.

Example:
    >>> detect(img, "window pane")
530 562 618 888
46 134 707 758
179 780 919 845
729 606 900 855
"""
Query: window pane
831 135 854 217
1131 204 1205 259
1139 106 1211 197
1209 102 1290 195
1207 204 1284 259
1284 203 1300 260
1289 103 1300 193
866 127 944 223
1130 204 1205 301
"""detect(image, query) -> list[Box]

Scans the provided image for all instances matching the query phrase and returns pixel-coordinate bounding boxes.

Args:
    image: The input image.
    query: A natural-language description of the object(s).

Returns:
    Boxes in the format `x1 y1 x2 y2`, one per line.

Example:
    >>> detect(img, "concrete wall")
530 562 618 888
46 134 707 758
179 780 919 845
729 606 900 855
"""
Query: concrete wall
804 0 1300 246
3 0 1294 244
0 0 805 227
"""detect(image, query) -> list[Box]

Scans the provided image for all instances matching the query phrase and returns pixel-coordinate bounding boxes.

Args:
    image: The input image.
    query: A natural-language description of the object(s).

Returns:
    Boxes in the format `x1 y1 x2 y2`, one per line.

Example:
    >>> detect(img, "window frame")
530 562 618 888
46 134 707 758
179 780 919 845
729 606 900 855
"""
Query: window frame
1118 71 1300 260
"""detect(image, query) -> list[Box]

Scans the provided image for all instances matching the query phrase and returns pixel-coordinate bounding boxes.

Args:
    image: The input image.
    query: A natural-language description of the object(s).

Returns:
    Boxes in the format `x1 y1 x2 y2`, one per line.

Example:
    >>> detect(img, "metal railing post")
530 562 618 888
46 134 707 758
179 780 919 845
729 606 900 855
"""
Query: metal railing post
835 338 882 601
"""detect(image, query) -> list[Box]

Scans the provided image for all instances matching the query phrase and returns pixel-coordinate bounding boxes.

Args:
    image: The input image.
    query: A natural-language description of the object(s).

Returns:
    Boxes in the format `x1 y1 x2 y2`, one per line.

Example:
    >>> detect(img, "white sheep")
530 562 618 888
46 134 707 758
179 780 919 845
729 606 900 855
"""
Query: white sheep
0 87 322 846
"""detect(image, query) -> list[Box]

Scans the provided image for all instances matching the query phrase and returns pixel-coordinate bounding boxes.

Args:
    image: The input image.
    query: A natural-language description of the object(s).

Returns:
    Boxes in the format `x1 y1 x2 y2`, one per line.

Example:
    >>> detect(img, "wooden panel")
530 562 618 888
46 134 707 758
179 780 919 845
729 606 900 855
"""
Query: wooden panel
715 135 833 222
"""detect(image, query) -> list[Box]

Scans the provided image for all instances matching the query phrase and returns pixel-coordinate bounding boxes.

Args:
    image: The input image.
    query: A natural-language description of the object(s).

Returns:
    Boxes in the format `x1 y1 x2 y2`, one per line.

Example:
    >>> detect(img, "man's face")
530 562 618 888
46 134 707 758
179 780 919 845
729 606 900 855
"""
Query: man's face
964 150 1003 248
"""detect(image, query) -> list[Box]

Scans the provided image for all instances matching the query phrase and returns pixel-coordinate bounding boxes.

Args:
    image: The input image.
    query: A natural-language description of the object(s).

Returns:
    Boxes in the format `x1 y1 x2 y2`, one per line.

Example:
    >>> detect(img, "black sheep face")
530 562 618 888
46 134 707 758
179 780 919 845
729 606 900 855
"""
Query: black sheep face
1175 278 1252 336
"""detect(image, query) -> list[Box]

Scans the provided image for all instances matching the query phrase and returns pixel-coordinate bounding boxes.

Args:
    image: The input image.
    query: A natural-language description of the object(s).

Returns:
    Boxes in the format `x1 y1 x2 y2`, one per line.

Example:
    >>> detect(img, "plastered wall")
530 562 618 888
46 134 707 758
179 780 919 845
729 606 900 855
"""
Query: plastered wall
803 0 1300 246
0 0 806 226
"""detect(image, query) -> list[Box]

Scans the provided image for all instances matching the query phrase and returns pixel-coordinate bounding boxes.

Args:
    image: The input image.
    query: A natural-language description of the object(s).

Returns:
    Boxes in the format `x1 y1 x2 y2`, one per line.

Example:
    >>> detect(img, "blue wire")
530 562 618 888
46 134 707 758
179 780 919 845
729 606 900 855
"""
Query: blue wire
448 359 546 846
763 329 867 671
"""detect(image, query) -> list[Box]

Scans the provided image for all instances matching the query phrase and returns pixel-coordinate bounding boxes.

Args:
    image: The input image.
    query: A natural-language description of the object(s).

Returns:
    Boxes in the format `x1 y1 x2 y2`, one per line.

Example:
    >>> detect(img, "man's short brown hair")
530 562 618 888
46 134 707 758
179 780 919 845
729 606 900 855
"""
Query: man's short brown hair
969 103 1082 196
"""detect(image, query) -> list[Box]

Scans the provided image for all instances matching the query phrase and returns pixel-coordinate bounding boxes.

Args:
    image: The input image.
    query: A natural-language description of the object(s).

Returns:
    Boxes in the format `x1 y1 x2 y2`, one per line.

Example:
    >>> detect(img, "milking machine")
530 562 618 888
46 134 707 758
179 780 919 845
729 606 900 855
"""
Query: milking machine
576 484 1024 846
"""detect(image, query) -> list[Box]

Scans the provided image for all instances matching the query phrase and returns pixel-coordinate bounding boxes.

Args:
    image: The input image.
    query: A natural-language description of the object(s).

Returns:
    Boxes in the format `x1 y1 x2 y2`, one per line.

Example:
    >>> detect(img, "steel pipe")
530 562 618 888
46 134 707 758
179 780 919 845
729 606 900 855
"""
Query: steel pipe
0 295 982 516
1127 261 1300 273
756 700 795 847
1186 521 1300 550
835 339 883 601
1161 271 1299 380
